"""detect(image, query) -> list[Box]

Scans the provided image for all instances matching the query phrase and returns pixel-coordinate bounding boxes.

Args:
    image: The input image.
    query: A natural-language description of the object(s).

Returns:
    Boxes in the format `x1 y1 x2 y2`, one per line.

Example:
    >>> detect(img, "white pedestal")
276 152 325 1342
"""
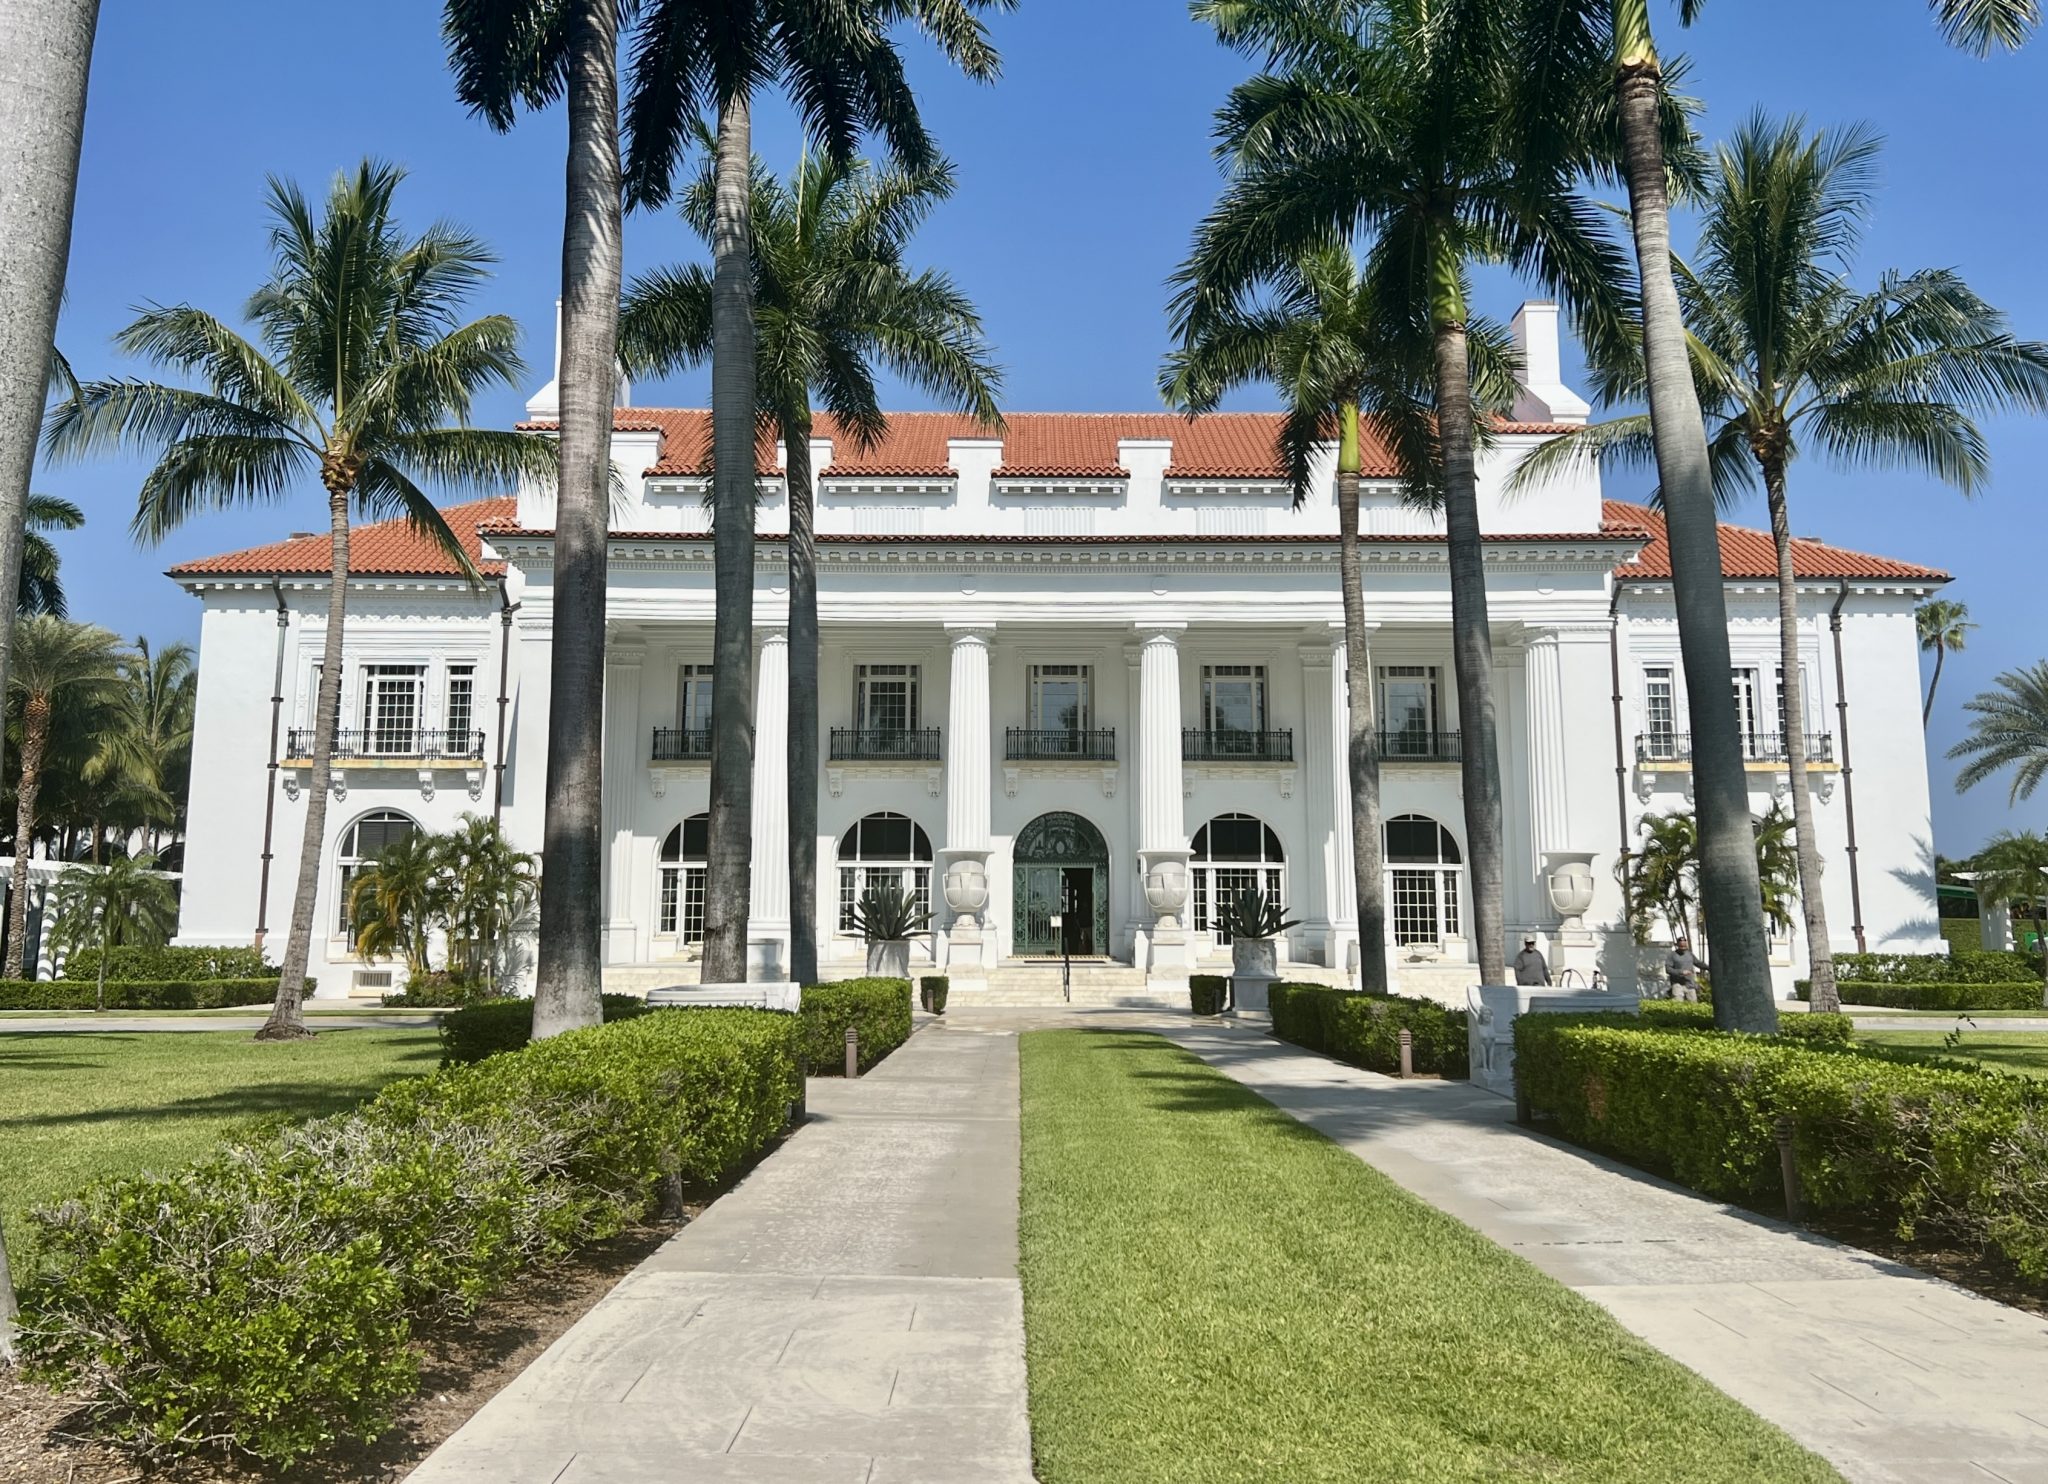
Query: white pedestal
1468 983 1641 1099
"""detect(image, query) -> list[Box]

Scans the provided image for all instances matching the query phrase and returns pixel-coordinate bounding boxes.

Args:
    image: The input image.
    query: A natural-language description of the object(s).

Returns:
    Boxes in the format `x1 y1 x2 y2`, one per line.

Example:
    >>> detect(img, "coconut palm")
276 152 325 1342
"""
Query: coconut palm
19 494 83 617
1521 115 2048 1012
621 144 1003 985
1919 598 1975 727
45 161 551 1040
85 636 197 854
4 618 125 978
49 854 179 1012
1950 661 2048 805
1969 829 2048 1004
1182 0 1630 987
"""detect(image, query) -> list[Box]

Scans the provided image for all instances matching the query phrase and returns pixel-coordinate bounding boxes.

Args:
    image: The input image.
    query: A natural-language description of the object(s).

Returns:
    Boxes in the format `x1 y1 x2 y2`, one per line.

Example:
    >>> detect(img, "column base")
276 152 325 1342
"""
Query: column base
746 925 790 983
604 920 640 965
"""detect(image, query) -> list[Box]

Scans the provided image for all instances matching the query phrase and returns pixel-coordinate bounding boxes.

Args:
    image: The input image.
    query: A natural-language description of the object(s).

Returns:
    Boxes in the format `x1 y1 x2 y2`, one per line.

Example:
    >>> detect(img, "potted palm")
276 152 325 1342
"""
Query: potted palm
852 883 931 979
1220 888 1299 1015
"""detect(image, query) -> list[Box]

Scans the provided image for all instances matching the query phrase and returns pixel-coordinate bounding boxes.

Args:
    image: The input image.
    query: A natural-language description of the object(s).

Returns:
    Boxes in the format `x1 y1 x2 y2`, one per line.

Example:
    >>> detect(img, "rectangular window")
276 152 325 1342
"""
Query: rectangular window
661 865 707 942
678 663 714 731
445 663 476 749
1731 667 1762 757
856 664 920 732
1644 666 1676 759
361 664 425 755
1029 664 1092 733
836 863 930 932
1377 665 1439 754
1202 664 1267 735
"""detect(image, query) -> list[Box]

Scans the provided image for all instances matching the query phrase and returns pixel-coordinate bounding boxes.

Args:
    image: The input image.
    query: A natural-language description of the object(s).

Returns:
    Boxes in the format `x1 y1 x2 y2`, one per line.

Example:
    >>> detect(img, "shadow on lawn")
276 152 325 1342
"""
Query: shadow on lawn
1055 1029 1335 1142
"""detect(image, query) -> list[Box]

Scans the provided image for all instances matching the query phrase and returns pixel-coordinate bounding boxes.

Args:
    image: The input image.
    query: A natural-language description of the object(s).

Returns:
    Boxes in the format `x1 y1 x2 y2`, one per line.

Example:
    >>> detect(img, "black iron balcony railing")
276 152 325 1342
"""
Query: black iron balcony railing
1006 726 1117 762
651 726 713 761
285 727 485 762
1636 731 1836 765
830 726 943 762
1183 727 1294 763
1379 729 1462 763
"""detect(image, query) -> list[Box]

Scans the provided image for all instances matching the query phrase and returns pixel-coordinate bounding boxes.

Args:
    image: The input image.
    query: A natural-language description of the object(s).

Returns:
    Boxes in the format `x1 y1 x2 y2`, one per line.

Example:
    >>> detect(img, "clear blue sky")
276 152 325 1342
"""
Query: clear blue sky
42 0 2046 855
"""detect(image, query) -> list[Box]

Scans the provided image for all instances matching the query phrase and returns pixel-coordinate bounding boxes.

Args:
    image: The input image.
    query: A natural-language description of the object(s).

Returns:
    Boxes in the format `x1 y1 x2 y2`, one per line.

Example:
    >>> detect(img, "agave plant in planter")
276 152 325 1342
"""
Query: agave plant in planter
852 883 932 979
1220 889 1300 1013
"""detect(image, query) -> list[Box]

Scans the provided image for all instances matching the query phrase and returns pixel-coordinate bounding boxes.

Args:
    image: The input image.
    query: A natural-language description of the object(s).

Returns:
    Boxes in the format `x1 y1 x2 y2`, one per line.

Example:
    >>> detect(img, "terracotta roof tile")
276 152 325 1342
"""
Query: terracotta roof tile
1604 499 1948 582
169 496 514 579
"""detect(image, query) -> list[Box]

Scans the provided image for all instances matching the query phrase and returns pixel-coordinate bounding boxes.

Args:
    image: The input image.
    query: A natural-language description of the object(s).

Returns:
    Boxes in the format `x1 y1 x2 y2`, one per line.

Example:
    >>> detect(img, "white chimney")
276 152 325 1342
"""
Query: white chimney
523 298 631 419
1509 300 1590 426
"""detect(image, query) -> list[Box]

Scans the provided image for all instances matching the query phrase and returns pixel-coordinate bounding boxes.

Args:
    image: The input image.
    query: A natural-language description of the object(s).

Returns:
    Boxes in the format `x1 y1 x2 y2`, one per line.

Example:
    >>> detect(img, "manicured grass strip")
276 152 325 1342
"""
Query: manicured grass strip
0 1029 439 1241
1017 1030 1840 1484
1857 1029 2048 1078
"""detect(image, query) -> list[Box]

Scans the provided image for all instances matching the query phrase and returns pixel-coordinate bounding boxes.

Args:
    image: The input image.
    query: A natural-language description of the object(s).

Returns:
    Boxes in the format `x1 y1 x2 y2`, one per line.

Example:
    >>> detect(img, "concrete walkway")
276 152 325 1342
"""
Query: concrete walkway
1144 1015 2048 1484
407 1021 1032 1484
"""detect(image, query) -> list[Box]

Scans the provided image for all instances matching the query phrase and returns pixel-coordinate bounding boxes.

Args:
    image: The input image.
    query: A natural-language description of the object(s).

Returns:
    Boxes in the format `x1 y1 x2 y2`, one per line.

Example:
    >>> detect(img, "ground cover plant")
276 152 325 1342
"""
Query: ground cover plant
1017 1029 1839 1484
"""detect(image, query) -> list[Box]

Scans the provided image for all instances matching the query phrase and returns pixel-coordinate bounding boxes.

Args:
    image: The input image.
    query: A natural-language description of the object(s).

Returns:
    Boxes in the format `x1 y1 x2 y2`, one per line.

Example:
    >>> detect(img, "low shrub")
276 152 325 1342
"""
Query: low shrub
803 977 912 1074
1268 983 1470 1078
1800 980 2042 1011
0 978 298 1011
18 1007 803 1466
1833 949 2042 985
1777 1012 1856 1047
439 993 650 1065
1637 1000 1716 1031
382 970 503 1008
63 945 274 983
1514 1014 2048 1282
1189 974 1228 1016
919 975 950 1015
1636 999 1853 1045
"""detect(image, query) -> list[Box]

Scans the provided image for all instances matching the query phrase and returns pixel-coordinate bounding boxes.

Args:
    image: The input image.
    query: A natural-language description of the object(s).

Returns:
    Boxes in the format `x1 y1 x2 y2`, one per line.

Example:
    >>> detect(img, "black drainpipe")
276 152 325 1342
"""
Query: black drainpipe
1829 580 1867 954
1609 585 1632 904
492 577 518 822
254 579 289 951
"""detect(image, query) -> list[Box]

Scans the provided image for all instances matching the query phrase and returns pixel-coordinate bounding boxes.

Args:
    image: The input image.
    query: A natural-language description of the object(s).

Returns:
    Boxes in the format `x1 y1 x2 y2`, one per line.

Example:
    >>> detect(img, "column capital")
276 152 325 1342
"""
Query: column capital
1133 621 1186 645
755 623 790 647
944 623 997 647
606 638 648 667
1299 642 1336 669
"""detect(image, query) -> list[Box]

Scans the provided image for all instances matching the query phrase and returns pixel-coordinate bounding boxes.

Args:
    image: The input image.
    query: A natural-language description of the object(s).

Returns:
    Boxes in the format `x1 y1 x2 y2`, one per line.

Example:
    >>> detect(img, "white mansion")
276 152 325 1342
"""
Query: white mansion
170 303 1949 1001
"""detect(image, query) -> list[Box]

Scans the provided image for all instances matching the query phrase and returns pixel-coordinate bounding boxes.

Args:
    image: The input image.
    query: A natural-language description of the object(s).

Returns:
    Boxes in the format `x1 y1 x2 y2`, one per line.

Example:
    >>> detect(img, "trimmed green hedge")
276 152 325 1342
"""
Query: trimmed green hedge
1834 949 2042 985
438 994 650 1064
1189 974 1228 1016
19 1008 803 1465
1801 980 2043 1011
0 979 302 1011
918 975 950 1014
802 978 913 1075
63 945 274 982
1514 1013 2048 1282
1268 983 1470 1078
1637 999 1855 1046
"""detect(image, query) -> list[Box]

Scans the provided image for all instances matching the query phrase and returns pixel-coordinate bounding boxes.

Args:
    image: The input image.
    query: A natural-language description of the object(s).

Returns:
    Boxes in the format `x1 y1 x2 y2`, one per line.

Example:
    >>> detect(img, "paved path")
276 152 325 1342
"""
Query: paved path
407 1021 1032 1484
0 1013 439 1033
1135 1014 2048 1484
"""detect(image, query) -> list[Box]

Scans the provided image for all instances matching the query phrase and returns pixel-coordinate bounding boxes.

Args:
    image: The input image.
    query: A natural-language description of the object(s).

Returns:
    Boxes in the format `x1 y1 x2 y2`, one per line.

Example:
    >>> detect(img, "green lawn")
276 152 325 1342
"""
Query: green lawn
1835 1007 2048 1020
1018 1030 1840 1484
0 1004 436 1018
0 1029 440 1244
1857 1030 2048 1078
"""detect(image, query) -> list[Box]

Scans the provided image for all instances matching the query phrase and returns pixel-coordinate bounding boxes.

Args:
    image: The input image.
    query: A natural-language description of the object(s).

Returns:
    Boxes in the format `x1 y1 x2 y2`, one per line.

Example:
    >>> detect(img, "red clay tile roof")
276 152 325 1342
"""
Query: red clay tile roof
1604 500 1949 582
168 496 514 579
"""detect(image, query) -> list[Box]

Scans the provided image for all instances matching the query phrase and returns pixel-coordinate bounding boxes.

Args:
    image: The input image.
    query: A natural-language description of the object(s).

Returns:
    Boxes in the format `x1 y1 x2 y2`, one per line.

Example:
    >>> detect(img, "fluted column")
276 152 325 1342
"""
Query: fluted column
746 625 790 979
1525 628 1569 868
1299 642 1336 960
1134 623 1191 985
940 625 995 980
601 639 645 964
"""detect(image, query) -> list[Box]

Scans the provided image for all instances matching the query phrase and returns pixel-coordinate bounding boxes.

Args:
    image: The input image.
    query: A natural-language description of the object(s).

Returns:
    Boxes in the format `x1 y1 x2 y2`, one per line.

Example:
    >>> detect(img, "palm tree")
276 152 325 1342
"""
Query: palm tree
1183 0 1629 987
49 854 179 1012
621 145 1003 986
85 636 197 853
1919 598 1975 726
19 494 84 616
1969 830 2048 1004
4 617 125 978
348 829 447 978
1522 114 2048 1013
1950 661 2048 804
46 161 552 1040
1627 803 1799 959
438 813 537 992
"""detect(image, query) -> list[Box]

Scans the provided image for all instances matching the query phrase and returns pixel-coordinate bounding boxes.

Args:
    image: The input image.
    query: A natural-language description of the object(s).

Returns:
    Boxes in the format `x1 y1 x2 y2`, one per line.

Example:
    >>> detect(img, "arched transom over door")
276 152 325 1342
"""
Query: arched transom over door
1386 814 1463 948
1011 811 1110 957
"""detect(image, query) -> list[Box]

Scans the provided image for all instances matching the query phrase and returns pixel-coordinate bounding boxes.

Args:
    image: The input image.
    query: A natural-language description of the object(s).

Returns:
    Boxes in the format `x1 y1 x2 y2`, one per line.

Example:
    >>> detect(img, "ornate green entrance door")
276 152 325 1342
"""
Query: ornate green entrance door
1012 812 1110 956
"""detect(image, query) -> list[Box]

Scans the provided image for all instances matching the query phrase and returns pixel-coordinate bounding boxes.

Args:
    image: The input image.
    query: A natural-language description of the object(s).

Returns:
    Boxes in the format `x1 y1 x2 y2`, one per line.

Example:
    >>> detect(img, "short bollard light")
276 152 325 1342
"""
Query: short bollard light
1397 1028 1414 1080
845 1025 860 1079
1774 1115 1803 1222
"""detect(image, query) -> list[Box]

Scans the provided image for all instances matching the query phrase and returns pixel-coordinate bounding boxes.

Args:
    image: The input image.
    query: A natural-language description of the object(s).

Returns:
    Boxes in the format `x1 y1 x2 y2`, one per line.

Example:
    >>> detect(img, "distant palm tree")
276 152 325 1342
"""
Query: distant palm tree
18 494 83 617
348 830 446 978
49 854 179 1012
1918 599 1976 726
621 144 1003 985
1627 803 1799 956
1969 829 2048 1004
1522 114 2048 1012
85 636 196 853
1183 0 1629 989
5 617 126 978
437 813 537 993
46 161 551 1039
1950 662 2048 805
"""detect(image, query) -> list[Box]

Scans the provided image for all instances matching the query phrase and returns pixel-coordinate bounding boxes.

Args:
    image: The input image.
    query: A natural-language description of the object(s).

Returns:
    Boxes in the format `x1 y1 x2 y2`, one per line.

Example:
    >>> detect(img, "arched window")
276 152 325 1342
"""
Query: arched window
1385 814 1462 947
836 812 933 931
658 814 710 943
337 809 419 933
1190 813 1285 943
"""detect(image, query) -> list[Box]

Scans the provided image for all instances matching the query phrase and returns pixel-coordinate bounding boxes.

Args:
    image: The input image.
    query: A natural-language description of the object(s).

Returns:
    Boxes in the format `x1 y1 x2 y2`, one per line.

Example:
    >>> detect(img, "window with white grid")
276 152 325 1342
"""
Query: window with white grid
1384 814 1462 947
361 664 424 754
1644 666 1676 758
855 664 920 732
657 815 709 943
834 812 933 931
445 663 476 746
1189 813 1285 941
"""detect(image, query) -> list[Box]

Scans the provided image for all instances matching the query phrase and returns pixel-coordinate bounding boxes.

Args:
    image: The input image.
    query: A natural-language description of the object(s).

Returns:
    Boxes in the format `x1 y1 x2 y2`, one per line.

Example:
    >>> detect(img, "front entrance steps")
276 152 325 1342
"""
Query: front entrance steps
601 960 702 997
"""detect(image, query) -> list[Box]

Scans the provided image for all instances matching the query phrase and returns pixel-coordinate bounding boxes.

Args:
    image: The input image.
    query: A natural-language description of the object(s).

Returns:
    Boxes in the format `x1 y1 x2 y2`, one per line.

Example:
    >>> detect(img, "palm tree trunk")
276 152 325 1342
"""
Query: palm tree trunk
96 917 108 1013
1923 645 1944 728
5 698 51 979
263 486 352 1040
1336 405 1388 994
701 93 759 984
785 410 820 987
1428 293 1506 987
1761 455 1839 1012
1612 22 1777 1033
531 0 621 1040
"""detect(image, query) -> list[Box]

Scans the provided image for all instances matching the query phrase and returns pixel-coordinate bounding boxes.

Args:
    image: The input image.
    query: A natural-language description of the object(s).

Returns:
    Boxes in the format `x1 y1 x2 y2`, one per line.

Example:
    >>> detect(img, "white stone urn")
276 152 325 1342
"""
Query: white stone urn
1139 850 1190 926
940 851 991 921
1230 935 1279 1014
866 939 912 978
1542 851 1598 932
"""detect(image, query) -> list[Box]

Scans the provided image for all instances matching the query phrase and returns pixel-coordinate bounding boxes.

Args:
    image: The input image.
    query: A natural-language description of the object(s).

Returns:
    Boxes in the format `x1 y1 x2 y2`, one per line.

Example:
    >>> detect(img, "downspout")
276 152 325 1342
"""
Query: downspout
1829 580 1867 954
492 576 518 822
254 580 290 952
1609 584 1632 906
